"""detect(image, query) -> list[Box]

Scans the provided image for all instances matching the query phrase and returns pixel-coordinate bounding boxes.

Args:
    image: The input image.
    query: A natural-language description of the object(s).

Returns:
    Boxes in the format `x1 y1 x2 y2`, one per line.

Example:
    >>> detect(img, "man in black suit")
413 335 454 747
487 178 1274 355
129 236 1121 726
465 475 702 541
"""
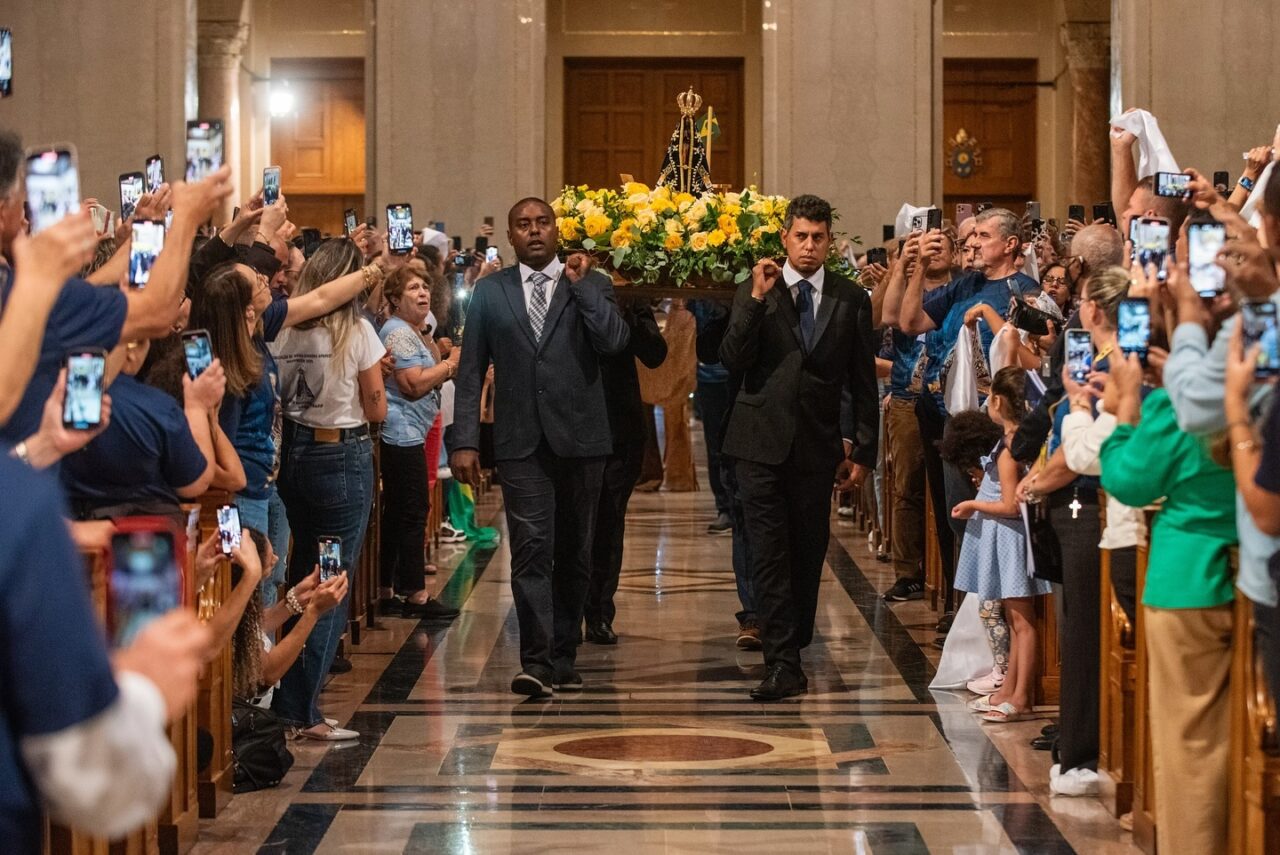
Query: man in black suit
583 300 668 644
451 197 631 698
719 194 879 700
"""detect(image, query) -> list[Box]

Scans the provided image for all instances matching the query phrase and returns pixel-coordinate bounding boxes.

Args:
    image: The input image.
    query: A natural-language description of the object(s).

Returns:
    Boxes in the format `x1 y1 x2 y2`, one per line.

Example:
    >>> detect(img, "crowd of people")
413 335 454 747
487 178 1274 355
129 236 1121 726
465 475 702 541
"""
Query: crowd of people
2 101 1279 855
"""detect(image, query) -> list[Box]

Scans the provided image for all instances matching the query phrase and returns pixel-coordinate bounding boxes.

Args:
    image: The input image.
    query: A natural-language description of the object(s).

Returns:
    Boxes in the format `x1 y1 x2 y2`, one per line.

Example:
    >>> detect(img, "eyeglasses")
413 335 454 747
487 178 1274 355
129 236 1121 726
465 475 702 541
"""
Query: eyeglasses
1042 275 1069 286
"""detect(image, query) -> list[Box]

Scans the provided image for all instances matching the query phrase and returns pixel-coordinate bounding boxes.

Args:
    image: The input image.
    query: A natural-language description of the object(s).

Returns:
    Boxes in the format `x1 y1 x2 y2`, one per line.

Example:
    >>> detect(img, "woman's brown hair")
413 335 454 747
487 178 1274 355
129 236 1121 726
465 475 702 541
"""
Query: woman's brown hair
191 262 263 397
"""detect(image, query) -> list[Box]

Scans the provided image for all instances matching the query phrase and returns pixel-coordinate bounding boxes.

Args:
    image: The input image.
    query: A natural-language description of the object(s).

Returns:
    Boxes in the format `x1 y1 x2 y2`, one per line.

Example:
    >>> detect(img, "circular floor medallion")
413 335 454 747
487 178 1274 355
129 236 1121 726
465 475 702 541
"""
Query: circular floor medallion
552 733 774 762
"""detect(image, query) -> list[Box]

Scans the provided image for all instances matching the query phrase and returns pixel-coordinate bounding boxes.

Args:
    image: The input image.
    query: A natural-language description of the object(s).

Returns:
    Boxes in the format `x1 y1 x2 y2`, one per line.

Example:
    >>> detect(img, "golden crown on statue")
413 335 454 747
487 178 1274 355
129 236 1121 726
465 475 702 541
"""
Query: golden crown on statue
677 86 702 117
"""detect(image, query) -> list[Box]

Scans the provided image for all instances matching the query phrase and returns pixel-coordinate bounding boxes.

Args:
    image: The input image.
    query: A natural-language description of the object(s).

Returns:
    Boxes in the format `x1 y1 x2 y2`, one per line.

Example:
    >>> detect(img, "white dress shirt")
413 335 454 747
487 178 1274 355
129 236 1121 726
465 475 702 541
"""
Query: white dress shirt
518 257 564 311
782 261 825 313
1061 409 1145 549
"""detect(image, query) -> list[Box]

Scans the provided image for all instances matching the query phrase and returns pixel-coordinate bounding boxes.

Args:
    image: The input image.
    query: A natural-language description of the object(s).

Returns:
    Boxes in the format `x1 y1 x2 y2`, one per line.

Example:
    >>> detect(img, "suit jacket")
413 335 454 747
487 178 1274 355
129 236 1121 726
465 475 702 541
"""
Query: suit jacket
453 265 631 460
719 271 878 472
602 302 668 453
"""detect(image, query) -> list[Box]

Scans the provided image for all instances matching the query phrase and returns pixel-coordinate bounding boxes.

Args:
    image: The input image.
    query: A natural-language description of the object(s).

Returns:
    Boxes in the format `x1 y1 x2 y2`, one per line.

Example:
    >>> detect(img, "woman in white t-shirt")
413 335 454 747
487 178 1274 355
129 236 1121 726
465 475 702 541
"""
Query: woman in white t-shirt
268 238 387 741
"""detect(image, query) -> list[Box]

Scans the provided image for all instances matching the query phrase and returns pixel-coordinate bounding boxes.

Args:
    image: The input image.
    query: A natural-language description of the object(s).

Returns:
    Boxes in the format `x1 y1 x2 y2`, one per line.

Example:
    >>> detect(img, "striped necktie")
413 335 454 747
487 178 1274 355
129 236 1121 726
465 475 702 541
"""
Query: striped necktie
527 271 551 341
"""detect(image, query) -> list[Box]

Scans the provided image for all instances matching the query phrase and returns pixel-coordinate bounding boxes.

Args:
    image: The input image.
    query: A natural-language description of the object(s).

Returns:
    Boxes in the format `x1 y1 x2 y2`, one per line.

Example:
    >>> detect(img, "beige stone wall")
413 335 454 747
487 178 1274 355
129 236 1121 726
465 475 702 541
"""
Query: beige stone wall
1115 0 1280 178
0 0 192 206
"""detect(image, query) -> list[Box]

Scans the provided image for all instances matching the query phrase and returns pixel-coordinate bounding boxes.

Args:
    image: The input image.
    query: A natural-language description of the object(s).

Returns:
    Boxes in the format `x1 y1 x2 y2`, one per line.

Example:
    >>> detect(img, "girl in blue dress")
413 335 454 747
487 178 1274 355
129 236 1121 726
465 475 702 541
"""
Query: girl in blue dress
952 366 1051 723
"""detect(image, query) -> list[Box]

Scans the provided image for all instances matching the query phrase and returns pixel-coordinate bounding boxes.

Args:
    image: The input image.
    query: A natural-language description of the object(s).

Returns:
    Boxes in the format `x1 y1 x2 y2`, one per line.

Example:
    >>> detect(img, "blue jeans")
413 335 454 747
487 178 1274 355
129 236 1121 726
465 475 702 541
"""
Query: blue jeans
272 425 374 727
237 484 292 607
722 457 755 623
695 379 732 516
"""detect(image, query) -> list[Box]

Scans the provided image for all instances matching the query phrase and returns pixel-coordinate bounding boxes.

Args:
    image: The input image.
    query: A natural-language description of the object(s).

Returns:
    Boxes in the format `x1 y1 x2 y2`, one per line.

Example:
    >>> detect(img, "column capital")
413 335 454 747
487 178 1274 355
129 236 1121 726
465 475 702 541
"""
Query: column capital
198 20 250 69
1060 20 1110 72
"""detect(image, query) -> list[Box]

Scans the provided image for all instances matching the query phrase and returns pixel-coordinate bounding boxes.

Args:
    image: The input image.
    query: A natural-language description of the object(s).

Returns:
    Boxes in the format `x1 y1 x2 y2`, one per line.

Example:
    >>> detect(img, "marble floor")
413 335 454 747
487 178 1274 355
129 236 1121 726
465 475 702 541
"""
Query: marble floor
191 452 1140 854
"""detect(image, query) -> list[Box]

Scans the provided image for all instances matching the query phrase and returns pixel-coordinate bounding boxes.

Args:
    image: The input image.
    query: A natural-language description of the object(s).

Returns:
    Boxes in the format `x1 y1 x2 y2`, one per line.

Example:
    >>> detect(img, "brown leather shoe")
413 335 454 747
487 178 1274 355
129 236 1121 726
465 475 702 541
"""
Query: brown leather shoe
736 620 763 651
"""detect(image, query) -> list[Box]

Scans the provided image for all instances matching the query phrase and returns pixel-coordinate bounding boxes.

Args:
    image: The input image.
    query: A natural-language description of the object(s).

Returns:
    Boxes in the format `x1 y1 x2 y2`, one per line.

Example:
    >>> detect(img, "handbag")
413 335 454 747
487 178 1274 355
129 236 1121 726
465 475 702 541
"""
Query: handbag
1024 497 1064 583
231 698 294 793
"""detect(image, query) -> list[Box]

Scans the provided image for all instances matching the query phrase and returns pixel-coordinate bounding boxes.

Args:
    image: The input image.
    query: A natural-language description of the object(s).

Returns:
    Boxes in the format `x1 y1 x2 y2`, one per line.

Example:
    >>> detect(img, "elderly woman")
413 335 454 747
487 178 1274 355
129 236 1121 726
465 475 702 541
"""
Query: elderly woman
379 263 461 617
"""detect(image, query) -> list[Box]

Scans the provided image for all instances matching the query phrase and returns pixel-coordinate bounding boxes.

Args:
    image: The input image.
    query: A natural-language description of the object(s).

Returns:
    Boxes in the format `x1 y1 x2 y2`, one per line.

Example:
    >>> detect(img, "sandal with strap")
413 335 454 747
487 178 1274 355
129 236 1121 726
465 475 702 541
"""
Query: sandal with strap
968 695 996 712
982 703 1025 723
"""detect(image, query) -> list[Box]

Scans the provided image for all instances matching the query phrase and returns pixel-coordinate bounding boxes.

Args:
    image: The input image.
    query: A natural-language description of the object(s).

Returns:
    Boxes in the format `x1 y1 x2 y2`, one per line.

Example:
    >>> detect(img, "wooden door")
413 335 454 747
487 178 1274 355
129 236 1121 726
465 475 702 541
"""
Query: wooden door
270 58 365 236
942 59 1037 215
564 58 744 191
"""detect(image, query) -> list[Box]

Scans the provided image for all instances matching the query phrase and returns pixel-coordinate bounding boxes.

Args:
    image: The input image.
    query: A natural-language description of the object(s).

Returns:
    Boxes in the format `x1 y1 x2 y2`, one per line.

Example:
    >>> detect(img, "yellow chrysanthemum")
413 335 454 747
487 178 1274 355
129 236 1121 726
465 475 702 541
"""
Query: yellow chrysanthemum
559 217 582 241
717 213 738 235
728 231 743 244
664 232 683 251
689 232 710 251
707 229 727 248
584 213 612 239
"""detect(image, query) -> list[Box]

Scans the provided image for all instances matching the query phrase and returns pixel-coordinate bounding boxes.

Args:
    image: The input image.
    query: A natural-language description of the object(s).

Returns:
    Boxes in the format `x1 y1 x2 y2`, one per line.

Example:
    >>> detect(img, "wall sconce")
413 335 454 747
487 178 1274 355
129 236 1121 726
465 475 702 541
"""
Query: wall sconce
268 81 296 117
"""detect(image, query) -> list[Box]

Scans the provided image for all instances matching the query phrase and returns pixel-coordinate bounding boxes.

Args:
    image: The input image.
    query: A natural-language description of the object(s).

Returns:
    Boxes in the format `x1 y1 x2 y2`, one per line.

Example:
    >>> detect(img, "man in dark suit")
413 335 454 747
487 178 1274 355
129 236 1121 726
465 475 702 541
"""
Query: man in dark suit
583 300 668 644
451 197 631 698
719 194 879 700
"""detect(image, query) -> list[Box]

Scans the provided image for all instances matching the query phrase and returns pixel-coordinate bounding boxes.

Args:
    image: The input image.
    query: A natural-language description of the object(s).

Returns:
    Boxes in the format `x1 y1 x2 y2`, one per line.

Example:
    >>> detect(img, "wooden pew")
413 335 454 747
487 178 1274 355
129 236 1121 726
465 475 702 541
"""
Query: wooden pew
878 406 894 557
1033 590 1061 707
1097 495 1137 818
1132 511 1157 854
1228 558 1280 855
191 496 233 820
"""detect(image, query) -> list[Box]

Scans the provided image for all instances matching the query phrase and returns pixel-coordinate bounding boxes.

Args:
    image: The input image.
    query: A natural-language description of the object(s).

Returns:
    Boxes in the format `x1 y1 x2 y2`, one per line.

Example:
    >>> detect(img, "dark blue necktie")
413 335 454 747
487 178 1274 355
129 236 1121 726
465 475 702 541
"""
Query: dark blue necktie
795 279 815 351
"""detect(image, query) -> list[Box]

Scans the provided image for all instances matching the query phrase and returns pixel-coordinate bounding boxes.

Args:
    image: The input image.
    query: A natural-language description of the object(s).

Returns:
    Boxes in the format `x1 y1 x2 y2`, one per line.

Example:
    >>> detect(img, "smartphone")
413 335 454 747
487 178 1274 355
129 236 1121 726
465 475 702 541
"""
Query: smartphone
1065 329 1093 383
866 247 888 267
882 224 895 242
1026 201 1042 221
216 505 242 555
0 28 11 98
1093 203 1113 226
1242 300 1280 379
1131 216 1171 282
1213 171 1231 194
926 208 942 232
1068 205 1086 223
483 216 494 228
1188 219 1227 297
976 202 993 214
262 165 281 206
181 329 213 378
365 216 376 228
485 246 500 264
318 537 342 581
63 348 107 430
455 251 474 270
145 155 164 193
117 172 145 221
343 208 358 235
90 204 111 235
433 220 446 233
475 235 489 254
185 119 224 183
452 235 463 252
25 145 80 234
955 203 974 225
1155 171 1192 199
301 228 322 259
1118 299 1152 363
129 220 165 287
909 212 926 232
386 203 414 254
109 526 183 648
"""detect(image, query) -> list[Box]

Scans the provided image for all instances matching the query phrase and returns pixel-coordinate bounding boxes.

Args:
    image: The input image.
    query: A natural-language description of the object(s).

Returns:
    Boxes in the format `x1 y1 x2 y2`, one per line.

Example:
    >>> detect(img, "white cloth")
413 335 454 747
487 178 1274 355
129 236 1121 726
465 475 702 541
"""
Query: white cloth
1241 160 1276 230
929 594 995 690
419 228 449 257
423 310 438 336
519 258 564 310
270 317 387 428
987 325 1022 375
21 671 175 839
251 633 278 709
439 379 455 428
1061 409 1145 549
894 203 932 239
1109 108 1179 178
782 260 825 313
944 328 981 414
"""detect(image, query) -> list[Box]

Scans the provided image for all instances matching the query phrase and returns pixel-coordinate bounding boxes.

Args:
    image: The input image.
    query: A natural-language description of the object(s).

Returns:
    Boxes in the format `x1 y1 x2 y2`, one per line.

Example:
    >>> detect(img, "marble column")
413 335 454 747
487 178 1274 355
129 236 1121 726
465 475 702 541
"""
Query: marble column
197 19 249 219
1061 20 1110 207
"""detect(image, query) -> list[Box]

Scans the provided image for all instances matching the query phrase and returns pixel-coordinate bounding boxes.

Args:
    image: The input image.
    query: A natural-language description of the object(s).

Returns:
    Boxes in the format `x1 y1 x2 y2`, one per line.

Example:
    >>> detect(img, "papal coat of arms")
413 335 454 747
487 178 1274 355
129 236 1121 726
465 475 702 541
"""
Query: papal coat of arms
947 128 984 179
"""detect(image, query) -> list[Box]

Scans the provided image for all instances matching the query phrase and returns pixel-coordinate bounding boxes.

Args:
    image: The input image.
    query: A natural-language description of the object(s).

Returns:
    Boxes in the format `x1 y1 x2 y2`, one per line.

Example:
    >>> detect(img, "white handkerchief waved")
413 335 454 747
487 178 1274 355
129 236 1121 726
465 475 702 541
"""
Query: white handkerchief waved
894 203 932 239
1109 109 1179 178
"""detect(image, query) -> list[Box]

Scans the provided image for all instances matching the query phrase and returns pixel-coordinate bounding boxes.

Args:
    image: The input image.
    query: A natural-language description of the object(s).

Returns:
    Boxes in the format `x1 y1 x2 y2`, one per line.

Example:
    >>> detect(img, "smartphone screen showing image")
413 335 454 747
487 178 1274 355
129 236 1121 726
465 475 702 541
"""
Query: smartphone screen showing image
129 220 165 287
1242 301 1280 379
182 329 213 378
386 204 414 254
1188 221 1227 297
1155 171 1191 198
344 208 358 235
1065 329 1093 383
185 119 224 182
318 537 342 581
0 28 12 98
145 155 164 193
1133 218 1171 281
118 173 144 221
1118 299 1152 362
263 166 281 206
25 146 79 234
63 349 105 430
486 246 500 264
109 530 181 648
217 505 242 555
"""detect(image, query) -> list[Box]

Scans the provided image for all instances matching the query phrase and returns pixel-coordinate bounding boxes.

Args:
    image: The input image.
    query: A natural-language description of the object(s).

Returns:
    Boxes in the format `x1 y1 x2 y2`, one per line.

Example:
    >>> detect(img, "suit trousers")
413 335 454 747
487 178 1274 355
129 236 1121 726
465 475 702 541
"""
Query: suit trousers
1144 604 1233 855
915 401 957 606
584 441 644 626
886 398 925 582
498 442 605 679
736 458 834 674
1050 497 1101 773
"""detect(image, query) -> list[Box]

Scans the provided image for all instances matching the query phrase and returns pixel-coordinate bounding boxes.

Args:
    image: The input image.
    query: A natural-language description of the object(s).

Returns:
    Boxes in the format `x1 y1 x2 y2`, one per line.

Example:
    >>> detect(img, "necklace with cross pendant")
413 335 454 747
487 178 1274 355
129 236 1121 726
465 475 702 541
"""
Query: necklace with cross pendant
1069 495 1083 519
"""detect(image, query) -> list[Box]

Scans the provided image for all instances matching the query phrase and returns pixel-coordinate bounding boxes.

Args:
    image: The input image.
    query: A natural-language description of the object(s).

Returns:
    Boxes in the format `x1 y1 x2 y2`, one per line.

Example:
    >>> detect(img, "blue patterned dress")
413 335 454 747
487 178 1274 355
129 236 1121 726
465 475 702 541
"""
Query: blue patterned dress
954 439 1052 600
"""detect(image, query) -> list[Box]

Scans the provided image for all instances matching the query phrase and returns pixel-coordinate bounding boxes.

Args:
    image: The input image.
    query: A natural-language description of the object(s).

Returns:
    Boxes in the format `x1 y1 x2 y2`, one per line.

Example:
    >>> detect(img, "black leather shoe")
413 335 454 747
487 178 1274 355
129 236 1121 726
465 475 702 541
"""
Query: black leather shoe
1030 735 1056 751
402 597 460 620
511 670 554 698
553 665 584 691
750 664 807 701
1041 722 1059 737
584 621 618 645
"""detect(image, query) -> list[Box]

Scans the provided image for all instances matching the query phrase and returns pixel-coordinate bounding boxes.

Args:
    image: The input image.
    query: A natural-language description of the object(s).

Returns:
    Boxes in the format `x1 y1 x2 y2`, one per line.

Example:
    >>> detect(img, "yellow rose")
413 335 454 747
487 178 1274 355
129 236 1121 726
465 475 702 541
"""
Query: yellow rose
635 207 658 227
559 217 582 241
584 213 612 239
707 229 727 248
717 213 738 235
627 192 650 207
610 228 632 248
724 192 742 206
623 181 650 197
664 232 683 251
674 192 696 208
551 196 569 216
664 218 683 235
689 232 710 251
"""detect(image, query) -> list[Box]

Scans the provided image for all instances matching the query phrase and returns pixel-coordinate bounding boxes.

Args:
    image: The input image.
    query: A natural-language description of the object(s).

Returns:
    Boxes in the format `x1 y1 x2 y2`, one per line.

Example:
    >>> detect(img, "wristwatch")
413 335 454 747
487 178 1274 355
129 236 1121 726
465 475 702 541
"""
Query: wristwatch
1239 176 1256 193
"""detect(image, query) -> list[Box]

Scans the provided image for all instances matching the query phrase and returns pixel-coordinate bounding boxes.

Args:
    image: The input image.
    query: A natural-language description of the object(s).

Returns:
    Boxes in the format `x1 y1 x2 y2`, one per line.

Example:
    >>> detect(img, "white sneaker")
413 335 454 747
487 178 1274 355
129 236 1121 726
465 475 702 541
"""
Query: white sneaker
966 668 1006 696
439 522 467 543
437 466 453 481
298 723 359 742
1049 763 1100 796
837 506 854 518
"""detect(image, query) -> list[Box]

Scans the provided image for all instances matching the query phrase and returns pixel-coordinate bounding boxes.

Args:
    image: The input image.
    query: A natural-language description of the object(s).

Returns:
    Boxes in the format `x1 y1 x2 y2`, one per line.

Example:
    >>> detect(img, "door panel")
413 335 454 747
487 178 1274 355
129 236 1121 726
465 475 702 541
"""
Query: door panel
942 59 1037 215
